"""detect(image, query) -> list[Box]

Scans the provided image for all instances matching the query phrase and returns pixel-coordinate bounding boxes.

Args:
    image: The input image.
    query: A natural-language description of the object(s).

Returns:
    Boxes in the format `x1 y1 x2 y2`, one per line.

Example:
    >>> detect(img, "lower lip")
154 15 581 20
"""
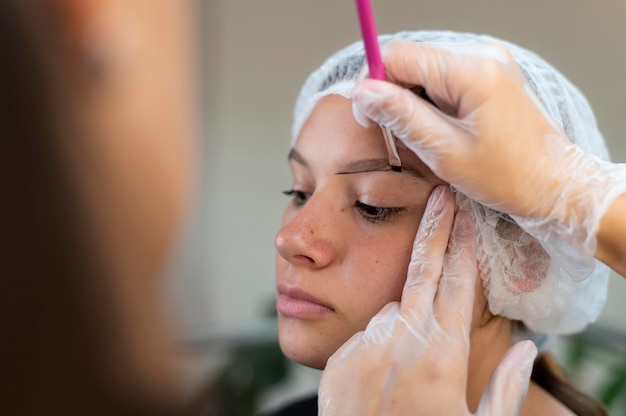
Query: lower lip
276 294 334 319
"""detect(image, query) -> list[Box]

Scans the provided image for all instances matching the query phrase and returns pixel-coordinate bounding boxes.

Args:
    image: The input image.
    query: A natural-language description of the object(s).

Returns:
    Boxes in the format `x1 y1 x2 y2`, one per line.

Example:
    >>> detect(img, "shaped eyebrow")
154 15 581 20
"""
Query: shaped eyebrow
287 148 307 167
337 158 425 179
288 148 425 180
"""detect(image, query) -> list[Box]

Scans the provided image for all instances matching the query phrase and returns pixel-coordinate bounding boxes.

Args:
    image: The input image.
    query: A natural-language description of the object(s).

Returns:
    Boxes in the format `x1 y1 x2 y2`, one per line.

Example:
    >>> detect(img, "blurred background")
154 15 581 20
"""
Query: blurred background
174 1 626 414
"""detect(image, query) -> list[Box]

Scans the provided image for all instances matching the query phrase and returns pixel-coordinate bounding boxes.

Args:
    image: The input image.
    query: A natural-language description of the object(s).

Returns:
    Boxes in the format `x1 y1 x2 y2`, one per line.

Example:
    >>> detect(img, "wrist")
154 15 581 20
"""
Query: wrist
511 148 611 279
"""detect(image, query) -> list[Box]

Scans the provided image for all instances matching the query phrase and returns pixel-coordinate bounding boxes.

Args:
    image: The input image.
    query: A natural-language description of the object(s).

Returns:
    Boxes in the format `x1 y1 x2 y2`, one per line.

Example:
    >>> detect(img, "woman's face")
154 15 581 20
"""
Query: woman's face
275 94 446 369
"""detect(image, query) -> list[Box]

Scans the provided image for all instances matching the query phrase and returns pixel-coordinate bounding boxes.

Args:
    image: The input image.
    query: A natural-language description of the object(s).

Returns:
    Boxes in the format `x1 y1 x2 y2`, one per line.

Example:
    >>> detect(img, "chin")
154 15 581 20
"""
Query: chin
278 329 331 370
278 338 328 370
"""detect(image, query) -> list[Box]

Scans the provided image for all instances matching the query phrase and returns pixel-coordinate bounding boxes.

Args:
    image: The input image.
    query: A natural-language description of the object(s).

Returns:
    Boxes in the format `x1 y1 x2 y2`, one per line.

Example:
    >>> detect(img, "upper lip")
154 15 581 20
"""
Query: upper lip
277 283 335 311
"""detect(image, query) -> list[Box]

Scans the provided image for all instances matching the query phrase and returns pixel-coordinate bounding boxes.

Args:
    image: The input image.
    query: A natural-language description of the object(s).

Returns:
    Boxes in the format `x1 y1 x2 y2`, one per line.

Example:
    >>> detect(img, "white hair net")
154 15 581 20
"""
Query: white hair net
290 30 610 336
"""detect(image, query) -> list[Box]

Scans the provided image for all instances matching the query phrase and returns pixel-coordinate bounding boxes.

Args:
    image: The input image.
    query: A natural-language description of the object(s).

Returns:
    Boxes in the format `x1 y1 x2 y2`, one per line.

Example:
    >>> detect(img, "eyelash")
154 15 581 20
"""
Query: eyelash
282 190 405 223
282 189 311 206
355 201 405 223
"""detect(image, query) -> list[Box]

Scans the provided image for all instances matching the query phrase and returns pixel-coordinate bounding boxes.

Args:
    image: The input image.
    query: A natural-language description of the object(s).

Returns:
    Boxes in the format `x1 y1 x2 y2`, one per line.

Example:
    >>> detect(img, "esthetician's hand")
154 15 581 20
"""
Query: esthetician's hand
352 40 626 278
318 185 537 416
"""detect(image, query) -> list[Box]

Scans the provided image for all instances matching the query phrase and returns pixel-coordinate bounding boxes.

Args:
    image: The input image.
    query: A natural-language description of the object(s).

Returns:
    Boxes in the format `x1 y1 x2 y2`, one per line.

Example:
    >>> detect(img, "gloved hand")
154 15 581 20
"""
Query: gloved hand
319 186 537 416
351 40 626 278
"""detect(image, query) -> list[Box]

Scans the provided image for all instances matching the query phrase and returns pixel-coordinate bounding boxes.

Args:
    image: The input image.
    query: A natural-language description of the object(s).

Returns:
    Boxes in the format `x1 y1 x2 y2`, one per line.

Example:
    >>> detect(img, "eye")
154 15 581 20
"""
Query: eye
355 201 405 223
282 189 311 207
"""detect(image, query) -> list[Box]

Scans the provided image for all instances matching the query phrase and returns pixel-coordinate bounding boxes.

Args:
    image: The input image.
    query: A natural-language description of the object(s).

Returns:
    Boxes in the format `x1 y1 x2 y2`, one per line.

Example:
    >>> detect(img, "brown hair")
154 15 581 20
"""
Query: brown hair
531 352 608 416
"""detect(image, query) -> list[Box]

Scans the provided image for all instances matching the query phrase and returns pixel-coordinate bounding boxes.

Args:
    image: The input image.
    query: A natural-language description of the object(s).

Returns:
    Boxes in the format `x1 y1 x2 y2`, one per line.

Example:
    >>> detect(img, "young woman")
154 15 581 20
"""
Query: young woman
271 31 609 415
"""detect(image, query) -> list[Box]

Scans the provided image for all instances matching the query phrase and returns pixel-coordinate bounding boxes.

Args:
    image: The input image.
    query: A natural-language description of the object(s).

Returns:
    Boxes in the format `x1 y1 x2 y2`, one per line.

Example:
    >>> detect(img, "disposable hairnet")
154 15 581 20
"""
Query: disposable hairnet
290 30 609 335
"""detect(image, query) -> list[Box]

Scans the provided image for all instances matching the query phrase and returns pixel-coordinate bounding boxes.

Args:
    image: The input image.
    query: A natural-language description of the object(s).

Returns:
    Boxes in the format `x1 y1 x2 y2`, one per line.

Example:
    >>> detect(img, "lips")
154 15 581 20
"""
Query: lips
276 283 335 319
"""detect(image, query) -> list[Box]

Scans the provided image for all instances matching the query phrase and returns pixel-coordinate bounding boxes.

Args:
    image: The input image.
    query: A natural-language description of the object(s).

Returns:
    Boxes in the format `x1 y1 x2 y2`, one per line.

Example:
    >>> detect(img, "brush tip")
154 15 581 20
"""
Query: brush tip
391 165 401 172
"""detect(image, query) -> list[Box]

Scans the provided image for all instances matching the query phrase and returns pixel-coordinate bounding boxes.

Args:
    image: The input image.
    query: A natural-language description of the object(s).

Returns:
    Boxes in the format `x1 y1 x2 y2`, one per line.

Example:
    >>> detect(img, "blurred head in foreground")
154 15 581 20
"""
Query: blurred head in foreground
1 1 199 414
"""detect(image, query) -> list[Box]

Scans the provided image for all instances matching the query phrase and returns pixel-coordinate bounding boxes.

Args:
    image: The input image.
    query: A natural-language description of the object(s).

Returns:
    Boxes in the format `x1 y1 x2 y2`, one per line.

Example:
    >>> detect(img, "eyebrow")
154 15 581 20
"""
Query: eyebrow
288 148 425 180
337 159 425 179
288 148 307 167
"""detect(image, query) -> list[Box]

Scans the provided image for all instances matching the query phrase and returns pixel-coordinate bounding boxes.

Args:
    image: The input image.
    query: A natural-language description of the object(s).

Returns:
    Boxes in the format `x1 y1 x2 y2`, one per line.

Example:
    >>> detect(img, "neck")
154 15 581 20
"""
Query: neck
466 317 512 412
466 320 574 415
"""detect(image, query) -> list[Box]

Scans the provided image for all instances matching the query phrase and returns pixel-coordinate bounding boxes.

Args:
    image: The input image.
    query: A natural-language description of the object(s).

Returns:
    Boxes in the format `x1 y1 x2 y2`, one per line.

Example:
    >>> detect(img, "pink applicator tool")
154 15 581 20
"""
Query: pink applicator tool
355 0 402 172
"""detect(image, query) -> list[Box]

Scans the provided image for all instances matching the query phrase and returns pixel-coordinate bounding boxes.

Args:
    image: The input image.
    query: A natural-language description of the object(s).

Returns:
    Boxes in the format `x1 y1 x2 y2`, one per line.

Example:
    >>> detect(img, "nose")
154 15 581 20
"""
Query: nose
275 195 338 269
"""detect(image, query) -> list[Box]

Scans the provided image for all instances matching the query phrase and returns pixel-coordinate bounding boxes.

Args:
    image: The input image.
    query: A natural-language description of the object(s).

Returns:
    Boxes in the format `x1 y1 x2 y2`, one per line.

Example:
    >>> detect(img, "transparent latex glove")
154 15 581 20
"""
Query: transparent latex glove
352 40 626 278
319 186 537 416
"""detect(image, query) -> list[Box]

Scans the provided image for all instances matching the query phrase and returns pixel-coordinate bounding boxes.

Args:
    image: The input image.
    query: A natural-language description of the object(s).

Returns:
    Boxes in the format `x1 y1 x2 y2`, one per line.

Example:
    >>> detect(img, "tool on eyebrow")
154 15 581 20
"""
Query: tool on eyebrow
355 0 402 172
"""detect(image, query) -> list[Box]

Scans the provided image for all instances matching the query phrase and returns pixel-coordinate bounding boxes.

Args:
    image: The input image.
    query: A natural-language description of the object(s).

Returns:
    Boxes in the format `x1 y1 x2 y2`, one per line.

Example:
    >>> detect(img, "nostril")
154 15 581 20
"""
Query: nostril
294 254 315 265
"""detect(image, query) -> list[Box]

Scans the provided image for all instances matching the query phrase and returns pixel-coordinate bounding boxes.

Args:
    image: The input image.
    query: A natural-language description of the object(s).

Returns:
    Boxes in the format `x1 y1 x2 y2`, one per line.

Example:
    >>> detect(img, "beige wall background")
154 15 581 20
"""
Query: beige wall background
174 0 626 338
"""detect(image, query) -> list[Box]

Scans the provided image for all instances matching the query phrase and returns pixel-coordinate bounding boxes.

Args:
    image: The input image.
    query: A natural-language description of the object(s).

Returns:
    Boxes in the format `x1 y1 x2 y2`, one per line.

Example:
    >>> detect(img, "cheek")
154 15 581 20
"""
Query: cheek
345 230 416 324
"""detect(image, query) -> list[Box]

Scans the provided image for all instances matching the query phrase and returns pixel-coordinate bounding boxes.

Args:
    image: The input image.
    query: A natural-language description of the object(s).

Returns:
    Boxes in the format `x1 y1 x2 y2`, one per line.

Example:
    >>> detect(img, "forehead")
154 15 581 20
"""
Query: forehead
299 94 383 148
295 94 438 180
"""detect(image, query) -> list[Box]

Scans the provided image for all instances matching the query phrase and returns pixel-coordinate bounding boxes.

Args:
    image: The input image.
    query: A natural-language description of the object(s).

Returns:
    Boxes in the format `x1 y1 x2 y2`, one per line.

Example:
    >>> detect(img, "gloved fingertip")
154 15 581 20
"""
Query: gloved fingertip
517 340 538 380
451 208 473 236
426 185 453 217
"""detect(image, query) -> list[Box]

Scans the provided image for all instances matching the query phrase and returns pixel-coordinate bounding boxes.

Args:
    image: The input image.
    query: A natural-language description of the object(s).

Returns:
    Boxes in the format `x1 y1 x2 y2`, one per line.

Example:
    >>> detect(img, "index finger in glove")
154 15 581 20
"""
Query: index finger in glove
434 209 477 342
400 185 455 316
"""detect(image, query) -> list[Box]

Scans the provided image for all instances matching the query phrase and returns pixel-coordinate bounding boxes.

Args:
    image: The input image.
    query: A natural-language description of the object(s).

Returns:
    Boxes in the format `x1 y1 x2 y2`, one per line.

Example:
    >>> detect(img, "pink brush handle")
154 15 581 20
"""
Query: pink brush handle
355 0 386 81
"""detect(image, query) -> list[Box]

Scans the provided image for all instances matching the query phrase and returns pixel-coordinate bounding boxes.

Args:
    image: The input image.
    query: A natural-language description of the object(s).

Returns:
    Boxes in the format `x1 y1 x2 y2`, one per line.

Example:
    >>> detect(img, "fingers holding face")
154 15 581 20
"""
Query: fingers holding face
332 185 477 357
400 185 455 317
401 186 479 348
434 209 477 345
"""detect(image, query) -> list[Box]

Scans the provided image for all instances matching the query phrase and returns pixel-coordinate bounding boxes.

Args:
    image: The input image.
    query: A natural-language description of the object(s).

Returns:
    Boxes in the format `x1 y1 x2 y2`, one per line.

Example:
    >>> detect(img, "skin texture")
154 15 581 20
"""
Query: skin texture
275 94 445 369
276 95 573 415
319 188 539 416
